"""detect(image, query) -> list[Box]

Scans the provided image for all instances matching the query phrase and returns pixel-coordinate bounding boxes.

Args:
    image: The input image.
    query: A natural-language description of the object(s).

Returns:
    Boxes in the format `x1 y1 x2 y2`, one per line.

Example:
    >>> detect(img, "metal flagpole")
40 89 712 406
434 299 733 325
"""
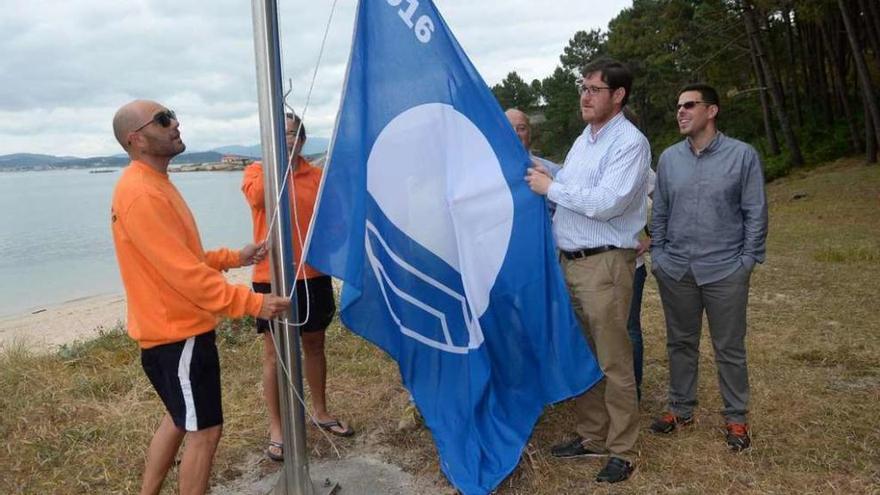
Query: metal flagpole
250 1 320 494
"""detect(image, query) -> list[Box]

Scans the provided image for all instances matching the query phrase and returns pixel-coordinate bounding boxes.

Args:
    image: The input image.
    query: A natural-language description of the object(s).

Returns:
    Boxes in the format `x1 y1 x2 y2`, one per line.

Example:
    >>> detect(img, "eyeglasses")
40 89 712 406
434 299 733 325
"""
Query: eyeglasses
676 101 711 110
577 84 613 96
132 109 177 133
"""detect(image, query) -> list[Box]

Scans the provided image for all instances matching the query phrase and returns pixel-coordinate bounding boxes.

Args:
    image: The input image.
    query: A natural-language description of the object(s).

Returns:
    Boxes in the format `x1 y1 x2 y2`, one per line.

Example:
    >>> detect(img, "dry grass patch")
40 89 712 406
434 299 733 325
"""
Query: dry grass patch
2 158 879 494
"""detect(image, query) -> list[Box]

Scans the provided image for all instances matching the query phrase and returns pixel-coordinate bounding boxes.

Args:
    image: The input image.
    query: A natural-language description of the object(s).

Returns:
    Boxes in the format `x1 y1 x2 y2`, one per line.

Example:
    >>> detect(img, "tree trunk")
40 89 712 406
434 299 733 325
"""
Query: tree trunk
782 7 803 127
857 0 880 66
813 26 835 126
742 1 804 166
803 23 832 124
796 18 814 105
838 0 880 149
867 0 880 59
747 27 780 155
759 13 788 112
865 94 878 163
821 21 863 151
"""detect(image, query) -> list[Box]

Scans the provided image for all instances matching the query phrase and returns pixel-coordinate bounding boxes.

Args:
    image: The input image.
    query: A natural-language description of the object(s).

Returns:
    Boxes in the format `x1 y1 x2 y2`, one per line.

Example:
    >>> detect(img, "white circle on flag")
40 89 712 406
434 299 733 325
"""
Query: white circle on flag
366 103 514 318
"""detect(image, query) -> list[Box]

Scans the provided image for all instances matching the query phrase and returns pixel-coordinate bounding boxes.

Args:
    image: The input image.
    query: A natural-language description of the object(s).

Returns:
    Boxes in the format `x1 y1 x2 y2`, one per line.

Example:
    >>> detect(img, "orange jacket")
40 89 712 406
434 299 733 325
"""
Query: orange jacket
112 161 264 348
241 161 271 283
241 158 324 283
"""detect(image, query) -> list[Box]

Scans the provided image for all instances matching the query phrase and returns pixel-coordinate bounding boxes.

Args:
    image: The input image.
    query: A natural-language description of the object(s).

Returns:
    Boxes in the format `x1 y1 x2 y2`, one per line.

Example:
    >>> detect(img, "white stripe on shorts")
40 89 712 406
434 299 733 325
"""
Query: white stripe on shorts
177 337 198 431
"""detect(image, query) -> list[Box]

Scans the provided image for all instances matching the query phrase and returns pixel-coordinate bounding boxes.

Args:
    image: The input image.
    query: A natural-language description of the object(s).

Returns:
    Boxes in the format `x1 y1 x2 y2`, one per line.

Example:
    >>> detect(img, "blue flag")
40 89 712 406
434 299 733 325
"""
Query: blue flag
307 1 602 493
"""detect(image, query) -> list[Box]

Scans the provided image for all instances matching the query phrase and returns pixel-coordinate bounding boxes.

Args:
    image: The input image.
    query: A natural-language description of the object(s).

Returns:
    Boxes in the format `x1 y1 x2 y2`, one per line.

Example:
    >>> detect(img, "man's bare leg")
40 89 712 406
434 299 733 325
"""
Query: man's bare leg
140 414 185 495
178 424 223 495
262 332 283 451
301 330 335 424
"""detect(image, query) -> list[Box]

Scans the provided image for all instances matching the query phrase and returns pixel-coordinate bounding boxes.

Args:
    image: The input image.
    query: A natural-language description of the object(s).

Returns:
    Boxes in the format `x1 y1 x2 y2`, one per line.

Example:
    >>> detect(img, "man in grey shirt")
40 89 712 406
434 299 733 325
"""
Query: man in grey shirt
650 83 767 452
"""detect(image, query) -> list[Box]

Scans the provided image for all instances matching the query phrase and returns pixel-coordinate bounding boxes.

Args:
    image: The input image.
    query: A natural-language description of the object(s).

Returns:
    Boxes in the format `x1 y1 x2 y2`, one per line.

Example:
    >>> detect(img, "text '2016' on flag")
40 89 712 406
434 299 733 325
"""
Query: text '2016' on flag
306 1 602 493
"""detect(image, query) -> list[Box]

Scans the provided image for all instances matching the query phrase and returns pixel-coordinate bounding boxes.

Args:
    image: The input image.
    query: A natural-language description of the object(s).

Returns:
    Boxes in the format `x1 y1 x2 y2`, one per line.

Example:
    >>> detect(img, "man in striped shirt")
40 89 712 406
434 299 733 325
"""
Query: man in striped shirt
526 58 650 483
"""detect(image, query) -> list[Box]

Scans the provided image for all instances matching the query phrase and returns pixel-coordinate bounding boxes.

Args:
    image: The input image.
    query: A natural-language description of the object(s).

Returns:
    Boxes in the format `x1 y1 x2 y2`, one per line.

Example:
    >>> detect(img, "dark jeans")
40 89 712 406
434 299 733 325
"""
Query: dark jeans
627 264 647 401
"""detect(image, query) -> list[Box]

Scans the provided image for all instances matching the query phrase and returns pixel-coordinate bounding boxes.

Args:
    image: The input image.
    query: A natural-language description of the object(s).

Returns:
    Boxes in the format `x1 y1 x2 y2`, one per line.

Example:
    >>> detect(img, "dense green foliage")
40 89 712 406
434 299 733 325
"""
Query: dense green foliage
492 0 880 179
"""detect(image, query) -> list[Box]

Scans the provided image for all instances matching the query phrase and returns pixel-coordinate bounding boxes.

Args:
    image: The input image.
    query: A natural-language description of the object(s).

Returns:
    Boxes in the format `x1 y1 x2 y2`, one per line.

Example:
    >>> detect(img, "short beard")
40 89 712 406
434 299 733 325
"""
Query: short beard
146 134 185 158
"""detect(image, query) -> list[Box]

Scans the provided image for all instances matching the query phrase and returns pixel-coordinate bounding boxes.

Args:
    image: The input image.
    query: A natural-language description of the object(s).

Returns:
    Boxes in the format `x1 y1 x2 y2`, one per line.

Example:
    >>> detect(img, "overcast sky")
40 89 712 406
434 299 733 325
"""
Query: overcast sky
0 0 631 157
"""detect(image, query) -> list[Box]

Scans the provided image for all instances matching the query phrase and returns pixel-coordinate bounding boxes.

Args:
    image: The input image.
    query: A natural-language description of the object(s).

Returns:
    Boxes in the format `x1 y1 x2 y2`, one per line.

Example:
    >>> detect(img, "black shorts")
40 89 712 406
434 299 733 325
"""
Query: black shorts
141 330 223 431
252 276 336 333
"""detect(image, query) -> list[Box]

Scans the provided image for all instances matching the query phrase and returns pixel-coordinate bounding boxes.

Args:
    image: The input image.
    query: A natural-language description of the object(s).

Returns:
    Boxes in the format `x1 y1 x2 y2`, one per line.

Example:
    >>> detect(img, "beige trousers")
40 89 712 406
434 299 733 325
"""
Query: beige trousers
562 249 639 460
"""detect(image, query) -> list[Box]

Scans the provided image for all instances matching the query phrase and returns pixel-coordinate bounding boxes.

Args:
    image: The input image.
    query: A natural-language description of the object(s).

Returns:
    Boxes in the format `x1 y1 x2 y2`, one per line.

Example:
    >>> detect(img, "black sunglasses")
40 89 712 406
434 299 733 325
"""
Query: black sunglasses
132 109 177 133
676 101 712 111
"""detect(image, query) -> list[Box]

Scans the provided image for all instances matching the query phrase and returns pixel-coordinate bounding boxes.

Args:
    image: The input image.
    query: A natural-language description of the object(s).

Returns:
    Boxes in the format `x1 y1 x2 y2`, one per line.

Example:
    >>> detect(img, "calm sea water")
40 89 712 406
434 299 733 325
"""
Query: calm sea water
0 169 252 316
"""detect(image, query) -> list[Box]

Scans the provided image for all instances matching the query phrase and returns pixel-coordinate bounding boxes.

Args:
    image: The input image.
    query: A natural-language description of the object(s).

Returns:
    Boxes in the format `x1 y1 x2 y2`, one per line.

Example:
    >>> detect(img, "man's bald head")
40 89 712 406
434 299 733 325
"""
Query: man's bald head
505 108 531 151
112 100 161 151
505 108 529 123
112 99 184 167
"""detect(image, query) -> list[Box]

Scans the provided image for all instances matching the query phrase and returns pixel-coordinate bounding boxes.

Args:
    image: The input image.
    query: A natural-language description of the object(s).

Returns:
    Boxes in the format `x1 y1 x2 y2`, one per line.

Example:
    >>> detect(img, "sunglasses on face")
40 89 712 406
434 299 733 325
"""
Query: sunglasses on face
132 109 177 133
676 101 710 110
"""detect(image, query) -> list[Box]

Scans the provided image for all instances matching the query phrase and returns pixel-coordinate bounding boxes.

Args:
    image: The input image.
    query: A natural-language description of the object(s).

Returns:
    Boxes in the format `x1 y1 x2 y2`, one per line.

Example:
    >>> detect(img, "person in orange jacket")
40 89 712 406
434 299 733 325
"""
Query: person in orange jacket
241 112 354 462
110 100 290 495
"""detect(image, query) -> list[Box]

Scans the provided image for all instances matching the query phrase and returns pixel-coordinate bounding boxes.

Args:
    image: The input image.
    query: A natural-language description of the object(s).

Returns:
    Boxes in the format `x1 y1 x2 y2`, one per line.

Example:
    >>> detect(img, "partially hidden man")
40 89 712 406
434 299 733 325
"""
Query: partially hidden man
241 112 353 464
110 100 289 495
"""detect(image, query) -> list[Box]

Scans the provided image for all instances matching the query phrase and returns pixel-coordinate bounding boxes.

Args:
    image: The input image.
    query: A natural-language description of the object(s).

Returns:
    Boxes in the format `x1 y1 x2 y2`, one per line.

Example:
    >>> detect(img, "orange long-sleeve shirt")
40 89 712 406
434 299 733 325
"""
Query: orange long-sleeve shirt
241 158 324 283
111 161 264 348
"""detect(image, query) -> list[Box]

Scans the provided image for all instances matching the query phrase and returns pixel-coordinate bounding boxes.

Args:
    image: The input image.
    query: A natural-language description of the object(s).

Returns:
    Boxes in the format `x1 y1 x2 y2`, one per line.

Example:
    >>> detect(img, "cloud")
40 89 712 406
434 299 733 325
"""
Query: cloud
0 0 629 156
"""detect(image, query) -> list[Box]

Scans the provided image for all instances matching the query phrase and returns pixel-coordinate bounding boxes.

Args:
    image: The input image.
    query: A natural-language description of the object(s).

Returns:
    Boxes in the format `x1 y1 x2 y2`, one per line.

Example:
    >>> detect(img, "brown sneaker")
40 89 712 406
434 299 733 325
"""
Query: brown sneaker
725 423 751 452
649 412 693 434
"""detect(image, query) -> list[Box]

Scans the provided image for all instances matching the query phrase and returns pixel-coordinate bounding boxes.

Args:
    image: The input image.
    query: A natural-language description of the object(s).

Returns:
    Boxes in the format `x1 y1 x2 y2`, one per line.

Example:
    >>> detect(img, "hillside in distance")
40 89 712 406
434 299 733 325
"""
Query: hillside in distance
0 137 330 171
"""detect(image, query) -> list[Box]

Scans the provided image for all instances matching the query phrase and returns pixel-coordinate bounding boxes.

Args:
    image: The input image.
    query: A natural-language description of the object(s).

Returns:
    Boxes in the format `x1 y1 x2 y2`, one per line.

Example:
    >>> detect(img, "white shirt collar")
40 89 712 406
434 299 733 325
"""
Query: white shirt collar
585 111 626 144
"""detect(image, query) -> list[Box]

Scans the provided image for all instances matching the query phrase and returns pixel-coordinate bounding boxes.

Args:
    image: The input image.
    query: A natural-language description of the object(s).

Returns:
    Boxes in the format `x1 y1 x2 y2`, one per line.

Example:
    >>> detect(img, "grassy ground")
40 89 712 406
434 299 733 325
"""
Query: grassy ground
1 158 878 494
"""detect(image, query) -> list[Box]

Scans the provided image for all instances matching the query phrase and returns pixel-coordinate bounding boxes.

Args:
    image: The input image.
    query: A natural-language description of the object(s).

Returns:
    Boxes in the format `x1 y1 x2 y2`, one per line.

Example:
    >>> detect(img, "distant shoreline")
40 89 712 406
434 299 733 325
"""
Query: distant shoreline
0 148 327 173
170 161 249 172
0 268 252 353
0 161 252 173
0 154 327 173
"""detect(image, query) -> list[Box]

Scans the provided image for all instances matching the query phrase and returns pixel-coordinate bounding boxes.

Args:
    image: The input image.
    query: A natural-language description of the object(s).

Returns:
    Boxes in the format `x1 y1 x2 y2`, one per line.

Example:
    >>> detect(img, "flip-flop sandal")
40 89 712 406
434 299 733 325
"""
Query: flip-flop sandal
266 440 284 462
317 419 355 437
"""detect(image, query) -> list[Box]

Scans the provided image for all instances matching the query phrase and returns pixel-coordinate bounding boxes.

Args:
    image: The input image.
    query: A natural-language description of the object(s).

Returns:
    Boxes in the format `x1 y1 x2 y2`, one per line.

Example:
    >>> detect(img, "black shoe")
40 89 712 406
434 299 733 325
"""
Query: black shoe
725 423 751 452
596 457 634 483
549 436 608 458
650 411 693 434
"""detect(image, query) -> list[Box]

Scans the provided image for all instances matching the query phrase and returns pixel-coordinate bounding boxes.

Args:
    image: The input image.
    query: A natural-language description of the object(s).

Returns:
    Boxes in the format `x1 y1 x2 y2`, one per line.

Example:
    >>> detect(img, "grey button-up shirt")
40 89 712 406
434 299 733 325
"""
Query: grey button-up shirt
650 132 768 286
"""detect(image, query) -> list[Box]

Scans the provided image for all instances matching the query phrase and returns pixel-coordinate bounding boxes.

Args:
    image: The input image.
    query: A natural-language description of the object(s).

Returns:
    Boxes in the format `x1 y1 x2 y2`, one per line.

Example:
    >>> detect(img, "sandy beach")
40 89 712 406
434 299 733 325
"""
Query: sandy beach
0 267 252 352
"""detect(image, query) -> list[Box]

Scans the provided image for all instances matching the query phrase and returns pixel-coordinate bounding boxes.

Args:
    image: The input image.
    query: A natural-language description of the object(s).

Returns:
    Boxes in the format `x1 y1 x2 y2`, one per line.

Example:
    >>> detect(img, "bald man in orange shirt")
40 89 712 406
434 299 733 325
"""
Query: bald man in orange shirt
110 100 289 495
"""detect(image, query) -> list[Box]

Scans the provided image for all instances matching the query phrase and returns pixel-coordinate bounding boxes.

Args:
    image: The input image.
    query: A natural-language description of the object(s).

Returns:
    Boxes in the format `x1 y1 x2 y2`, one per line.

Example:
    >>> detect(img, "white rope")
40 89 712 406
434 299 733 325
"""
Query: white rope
263 0 341 325
267 319 344 458
264 0 341 246
258 0 345 456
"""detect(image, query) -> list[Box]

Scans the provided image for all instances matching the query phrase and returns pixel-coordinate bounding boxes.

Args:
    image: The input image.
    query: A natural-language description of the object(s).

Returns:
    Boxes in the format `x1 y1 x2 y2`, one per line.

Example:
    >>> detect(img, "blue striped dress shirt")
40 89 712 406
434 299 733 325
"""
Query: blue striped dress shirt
548 112 652 251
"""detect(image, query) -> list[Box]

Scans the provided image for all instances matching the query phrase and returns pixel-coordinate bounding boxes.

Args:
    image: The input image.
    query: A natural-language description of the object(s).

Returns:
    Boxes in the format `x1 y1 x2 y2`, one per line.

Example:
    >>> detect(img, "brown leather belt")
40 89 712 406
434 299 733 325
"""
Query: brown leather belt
560 245 618 260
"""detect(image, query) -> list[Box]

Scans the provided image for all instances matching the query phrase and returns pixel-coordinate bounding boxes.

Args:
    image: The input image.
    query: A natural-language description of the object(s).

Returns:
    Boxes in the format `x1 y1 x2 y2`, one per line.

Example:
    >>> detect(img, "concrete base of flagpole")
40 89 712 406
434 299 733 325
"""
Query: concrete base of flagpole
212 455 438 494
271 473 339 495
270 456 434 495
